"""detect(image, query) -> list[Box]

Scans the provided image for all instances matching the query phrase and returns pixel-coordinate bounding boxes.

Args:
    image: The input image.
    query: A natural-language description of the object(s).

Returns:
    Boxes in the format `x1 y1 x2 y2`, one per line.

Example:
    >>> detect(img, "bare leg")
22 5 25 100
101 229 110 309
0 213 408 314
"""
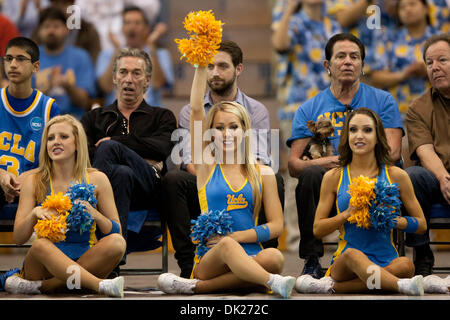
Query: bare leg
193 237 284 293
330 248 414 294
23 234 126 293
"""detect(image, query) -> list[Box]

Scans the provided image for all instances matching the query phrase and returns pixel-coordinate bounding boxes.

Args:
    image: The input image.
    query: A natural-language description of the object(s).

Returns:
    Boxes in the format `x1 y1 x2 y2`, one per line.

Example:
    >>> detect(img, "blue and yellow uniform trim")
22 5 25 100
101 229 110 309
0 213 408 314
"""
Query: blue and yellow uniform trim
325 164 399 276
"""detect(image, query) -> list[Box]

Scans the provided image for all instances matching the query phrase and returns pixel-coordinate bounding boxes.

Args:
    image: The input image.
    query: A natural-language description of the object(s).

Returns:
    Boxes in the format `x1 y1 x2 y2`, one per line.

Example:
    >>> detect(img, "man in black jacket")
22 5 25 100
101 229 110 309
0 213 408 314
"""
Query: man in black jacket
81 48 177 266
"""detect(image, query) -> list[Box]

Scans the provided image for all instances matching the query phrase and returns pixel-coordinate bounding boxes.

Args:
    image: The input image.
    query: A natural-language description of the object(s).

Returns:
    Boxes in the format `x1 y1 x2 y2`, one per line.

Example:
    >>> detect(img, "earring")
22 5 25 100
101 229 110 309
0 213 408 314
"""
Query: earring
327 69 331 76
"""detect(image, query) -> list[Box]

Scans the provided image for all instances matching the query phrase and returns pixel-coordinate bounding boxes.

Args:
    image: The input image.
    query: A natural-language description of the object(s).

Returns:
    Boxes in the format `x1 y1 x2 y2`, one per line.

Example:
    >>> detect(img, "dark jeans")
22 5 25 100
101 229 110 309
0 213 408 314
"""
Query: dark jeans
295 165 336 259
405 166 445 248
92 140 161 243
161 169 285 271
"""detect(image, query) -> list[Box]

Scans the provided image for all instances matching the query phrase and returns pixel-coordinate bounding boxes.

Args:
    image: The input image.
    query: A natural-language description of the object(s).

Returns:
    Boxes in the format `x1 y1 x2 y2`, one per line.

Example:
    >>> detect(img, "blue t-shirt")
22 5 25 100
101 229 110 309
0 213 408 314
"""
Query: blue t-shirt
34 45 97 119
287 83 403 152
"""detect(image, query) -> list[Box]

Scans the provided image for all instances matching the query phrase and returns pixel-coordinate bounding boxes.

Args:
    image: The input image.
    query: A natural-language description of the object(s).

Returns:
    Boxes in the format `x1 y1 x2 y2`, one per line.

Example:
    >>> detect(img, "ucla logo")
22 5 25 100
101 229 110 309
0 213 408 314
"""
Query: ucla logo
226 194 248 211
30 117 43 131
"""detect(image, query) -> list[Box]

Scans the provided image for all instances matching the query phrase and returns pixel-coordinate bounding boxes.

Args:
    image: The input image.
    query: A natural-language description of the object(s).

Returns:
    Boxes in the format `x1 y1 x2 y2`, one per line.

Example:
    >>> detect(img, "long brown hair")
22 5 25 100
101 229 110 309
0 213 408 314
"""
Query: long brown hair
34 115 92 203
338 107 393 167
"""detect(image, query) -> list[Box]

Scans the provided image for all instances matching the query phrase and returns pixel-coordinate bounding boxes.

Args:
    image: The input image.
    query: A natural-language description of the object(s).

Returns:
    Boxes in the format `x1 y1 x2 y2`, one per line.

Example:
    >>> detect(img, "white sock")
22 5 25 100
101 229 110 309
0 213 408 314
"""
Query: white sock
267 274 275 287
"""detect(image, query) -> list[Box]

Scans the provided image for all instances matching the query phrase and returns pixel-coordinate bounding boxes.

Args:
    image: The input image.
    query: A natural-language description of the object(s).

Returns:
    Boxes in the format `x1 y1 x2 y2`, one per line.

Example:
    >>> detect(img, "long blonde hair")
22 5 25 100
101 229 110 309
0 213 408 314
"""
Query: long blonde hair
34 115 92 203
206 101 262 217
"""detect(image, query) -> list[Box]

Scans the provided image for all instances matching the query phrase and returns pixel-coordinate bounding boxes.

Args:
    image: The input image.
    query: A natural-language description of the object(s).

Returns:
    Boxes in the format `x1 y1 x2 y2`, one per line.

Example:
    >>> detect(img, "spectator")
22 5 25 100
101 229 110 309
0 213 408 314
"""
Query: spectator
287 33 403 279
1 37 60 210
45 0 102 63
326 0 399 78
96 5 173 107
271 0 341 253
369 0 438 115
74 0 125 51
81 47 177 269
162 40 283 278
427 0 449 33
1 0 49 38
405 33 450 276
34 7 96 119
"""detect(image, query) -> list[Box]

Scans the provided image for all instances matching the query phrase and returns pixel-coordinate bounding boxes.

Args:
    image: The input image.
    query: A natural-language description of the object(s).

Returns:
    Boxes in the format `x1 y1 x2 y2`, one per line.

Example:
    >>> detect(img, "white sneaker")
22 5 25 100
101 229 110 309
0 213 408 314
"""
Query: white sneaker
98 276 124 298
295 275 334 294
423 275 449 294
5 275 41 295
157 273 199 294
444 275 450 288
398 275 424 296
268 274 296 299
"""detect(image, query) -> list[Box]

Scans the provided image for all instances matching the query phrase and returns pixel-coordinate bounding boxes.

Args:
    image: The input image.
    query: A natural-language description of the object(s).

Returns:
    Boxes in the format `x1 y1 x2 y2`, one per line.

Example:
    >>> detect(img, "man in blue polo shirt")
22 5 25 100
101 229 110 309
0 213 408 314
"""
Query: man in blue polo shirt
287 33 403 280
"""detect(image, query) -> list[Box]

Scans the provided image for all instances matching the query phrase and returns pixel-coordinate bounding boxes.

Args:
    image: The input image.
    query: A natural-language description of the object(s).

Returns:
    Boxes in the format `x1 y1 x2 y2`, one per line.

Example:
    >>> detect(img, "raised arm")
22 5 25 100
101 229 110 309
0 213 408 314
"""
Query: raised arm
190 66 208 166
271 0 298 51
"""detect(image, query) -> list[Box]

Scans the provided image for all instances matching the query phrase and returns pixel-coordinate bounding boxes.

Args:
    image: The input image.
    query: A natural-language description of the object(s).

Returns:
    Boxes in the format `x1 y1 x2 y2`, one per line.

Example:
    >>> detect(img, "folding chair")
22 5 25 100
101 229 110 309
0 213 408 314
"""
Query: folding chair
120 208 168 275
428 203 450 273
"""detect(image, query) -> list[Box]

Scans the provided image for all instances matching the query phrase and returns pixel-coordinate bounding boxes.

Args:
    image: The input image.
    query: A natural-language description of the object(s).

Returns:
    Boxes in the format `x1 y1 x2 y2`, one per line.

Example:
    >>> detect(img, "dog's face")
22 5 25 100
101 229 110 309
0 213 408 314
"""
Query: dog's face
307 118 334 140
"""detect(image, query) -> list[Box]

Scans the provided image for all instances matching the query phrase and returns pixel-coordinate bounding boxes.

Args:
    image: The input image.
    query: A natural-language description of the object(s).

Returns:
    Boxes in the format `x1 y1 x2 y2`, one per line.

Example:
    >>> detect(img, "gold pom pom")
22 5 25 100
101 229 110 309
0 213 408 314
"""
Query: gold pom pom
174 10 223 67
34 212 68 243
35 192 72 242
347 176 376 229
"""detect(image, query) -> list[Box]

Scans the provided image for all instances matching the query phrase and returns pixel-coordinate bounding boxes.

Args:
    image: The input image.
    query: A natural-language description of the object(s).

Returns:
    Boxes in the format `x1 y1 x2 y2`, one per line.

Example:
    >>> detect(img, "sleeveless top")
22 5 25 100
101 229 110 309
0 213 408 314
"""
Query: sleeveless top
197 164 263 256
0 88 56 176
326 164 399 276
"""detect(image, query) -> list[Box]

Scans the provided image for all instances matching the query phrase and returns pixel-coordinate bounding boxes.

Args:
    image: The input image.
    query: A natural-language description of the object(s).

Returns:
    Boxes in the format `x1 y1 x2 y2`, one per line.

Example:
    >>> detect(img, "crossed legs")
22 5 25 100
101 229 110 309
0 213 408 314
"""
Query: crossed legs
22 234 126 293
193 236 284 293
330 248 414 293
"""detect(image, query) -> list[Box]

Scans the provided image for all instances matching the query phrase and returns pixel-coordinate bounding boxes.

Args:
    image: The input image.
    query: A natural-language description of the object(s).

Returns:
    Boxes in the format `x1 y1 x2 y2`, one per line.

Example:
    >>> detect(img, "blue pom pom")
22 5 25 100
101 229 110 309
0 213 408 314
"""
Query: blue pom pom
369 180 402 232
66 182 97 234
190 210 233 257
67 182 97 206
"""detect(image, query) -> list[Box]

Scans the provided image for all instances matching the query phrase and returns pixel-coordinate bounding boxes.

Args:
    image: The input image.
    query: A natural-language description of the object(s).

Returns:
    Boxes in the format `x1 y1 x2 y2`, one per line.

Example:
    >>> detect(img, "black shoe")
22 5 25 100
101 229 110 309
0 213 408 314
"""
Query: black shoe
414 255 434 276
302 256 324 279
107 265 121 279
180 265 193 279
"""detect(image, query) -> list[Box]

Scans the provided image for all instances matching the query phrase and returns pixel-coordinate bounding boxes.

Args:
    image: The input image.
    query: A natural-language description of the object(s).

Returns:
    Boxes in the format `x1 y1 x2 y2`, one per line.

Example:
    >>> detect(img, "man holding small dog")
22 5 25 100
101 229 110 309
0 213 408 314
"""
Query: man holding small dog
287 33 403 279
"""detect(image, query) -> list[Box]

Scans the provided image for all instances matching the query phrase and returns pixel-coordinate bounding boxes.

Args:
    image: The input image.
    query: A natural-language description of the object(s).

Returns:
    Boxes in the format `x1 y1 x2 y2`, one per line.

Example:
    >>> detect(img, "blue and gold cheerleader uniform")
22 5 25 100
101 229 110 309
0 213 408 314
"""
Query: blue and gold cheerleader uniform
49 172 96 260
325 164 399 276
0 87 59 176
192 164 263 274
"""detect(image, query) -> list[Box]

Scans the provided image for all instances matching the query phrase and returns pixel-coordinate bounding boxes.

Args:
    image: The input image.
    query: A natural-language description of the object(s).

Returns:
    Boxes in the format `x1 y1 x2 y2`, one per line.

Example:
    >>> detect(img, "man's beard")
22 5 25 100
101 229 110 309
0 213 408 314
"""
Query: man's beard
208 76 236 96
44 35 64 51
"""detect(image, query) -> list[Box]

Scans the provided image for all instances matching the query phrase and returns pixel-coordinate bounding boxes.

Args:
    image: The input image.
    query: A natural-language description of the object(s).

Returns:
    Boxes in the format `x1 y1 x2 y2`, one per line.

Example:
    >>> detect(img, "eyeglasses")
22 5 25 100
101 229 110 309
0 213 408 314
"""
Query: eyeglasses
3 55 33 64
